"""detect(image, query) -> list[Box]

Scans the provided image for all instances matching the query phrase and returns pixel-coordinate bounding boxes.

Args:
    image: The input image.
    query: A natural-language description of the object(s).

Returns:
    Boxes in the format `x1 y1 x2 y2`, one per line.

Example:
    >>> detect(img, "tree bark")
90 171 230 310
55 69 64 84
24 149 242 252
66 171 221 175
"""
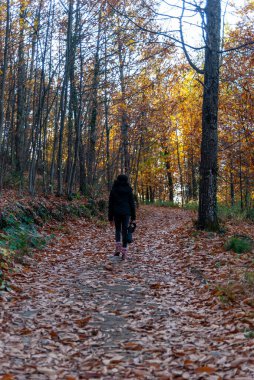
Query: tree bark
198 0 221 230
87 10 102 188
164 149 174 203
117 32 130 176
57 0 73 196
0 0 10 149
16 2 27 187
67 0 82 197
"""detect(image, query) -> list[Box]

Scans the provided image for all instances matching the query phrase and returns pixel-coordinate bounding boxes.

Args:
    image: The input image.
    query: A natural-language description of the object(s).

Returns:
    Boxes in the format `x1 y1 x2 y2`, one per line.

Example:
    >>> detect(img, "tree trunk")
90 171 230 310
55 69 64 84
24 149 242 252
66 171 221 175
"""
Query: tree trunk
103 26 111 191
164 149 174 202
0 0 10 149
230 156 234 207
67 0 82 197
16 2 26 187
87 10 102 188
176 130 184 207
117 32 130 176
198 0 221 230
0 0 10 187
57 0 73 196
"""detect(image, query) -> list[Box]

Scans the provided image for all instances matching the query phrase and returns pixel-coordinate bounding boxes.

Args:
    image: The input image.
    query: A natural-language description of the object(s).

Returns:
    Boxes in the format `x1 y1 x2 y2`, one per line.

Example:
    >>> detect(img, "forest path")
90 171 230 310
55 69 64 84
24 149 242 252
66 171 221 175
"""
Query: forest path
0 206 253 380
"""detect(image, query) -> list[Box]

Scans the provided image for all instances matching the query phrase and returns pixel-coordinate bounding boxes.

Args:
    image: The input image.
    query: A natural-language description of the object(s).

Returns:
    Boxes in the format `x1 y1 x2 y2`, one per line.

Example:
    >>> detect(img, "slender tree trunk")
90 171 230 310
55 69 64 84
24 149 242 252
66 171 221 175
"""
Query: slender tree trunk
230 156 234 207
198 0 221 230
176 130 184 207
0 0 10 188
164 149 174 202
244 175 250 210
87 10 102 188
79 137 86 194
16 2 27 188
239 138 243 211
68 0 82 197
133 135 143 195
117 31 130 176
57 0 73 196
191 151 198 201
0 0 10 148
49 93 60 193
103 26 111 191
66 100 73 185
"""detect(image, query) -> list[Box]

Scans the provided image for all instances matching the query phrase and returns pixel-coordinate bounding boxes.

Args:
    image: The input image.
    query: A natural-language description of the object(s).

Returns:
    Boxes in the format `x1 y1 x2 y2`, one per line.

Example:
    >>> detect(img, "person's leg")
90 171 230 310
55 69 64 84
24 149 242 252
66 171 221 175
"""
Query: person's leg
122 215 129 247
114 215 122 256
121 215 130 259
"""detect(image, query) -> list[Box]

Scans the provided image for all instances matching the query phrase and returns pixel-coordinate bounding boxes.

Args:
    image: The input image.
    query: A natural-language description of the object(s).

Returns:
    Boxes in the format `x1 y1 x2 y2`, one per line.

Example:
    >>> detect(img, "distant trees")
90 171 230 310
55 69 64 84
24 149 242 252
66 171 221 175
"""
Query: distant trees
0 0 253 223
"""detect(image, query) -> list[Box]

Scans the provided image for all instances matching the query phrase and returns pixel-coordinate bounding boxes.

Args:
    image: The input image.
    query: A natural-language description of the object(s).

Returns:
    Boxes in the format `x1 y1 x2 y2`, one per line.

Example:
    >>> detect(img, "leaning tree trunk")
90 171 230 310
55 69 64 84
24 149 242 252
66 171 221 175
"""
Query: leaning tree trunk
198 0 221 230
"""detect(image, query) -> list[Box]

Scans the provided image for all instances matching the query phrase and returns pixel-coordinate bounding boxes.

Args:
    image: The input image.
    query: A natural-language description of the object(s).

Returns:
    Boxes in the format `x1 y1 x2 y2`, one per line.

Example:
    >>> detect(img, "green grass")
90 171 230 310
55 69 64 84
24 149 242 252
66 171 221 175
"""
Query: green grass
184 201 198 211
225 235 253 254
244 330 254 339
215 283 237 303
217 204 254 222
244 271 254 286
150 200 179 208
246 209 254 222
145 200 254 223
0 223 47 260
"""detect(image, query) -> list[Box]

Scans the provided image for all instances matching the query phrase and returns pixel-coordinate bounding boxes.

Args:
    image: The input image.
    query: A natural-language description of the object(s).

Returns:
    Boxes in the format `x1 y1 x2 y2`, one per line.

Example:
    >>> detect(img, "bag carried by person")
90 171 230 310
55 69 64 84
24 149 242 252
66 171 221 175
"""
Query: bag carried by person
127 222 136 244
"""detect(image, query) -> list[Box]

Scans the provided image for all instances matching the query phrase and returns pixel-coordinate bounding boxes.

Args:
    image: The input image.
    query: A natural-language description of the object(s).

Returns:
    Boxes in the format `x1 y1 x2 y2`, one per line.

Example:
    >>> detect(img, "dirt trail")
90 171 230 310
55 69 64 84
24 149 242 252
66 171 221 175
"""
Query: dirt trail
0 206 253 380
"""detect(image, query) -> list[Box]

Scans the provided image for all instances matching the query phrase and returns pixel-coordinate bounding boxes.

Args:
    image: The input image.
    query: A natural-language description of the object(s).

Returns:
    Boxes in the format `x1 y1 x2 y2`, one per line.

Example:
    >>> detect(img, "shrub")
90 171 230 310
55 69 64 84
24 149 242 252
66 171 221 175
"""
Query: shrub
246 209 254 222
244 272 254 286
244 330 254 339
225 235 253 254
0 224 47 256
218 204 246 221
153 200 178 208
217 204 254 223
184 201 198 211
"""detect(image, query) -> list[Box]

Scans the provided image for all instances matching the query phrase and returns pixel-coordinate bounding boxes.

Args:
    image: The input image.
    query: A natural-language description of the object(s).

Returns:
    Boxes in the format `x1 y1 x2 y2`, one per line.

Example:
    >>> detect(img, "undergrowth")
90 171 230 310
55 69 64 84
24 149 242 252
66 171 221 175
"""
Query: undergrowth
225 235 253 254
146 200 254 223
0 196 106 290
0 224 47 263
210 204 254 222
148 200 180 208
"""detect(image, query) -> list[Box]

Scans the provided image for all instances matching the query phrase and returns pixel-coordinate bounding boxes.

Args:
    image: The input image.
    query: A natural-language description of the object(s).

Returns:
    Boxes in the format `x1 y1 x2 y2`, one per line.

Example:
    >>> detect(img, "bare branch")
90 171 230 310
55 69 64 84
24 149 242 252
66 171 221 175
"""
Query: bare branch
179 0 204 74
107 0 206 52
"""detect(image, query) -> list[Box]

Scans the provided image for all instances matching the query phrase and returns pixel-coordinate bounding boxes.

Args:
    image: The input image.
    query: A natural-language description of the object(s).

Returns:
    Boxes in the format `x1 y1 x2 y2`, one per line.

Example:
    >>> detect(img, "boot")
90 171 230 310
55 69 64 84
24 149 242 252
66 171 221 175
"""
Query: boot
121 247 127 260
114 242 121 256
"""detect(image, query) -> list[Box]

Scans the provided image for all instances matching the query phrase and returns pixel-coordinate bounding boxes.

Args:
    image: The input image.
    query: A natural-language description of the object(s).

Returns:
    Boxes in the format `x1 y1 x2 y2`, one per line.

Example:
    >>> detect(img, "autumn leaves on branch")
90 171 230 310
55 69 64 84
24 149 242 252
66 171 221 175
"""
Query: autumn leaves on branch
0 0 253 230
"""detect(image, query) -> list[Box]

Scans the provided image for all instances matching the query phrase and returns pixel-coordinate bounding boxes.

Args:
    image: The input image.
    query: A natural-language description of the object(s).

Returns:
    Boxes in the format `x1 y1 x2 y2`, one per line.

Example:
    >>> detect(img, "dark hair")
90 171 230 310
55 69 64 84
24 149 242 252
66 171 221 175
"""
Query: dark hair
112 174 129 188
117 174 128 183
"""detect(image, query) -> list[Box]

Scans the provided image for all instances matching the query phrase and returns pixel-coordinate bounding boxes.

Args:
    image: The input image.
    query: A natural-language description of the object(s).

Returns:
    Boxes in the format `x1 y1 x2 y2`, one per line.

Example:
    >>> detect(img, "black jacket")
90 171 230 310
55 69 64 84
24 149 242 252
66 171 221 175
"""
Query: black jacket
108 184 136 221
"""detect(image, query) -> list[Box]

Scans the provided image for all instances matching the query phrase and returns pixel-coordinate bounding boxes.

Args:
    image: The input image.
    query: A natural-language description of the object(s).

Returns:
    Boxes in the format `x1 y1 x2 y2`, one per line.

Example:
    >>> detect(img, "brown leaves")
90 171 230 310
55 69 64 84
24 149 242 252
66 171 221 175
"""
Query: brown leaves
123 342 144 351
49 330 58 340
149 283 165 289
0 375 15 380
195 366 216 374
1 206 254 378
19 327 32 335
74 316 91 328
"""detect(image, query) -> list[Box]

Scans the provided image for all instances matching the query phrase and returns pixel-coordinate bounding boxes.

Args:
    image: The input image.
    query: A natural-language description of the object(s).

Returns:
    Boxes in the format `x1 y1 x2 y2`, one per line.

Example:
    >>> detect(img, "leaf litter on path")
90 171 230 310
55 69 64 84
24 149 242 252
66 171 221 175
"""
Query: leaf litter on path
0 206 254 379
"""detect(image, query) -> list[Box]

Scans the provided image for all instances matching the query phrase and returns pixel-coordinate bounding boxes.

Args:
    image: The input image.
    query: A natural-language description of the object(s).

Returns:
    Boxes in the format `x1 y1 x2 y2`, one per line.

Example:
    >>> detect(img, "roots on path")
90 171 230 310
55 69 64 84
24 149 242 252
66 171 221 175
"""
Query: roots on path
0 206 254 379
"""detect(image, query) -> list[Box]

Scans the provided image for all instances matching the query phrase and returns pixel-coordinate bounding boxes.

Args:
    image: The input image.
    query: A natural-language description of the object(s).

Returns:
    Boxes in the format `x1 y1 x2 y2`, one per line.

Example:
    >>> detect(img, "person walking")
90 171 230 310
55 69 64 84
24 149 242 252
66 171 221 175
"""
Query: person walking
108 174 136 260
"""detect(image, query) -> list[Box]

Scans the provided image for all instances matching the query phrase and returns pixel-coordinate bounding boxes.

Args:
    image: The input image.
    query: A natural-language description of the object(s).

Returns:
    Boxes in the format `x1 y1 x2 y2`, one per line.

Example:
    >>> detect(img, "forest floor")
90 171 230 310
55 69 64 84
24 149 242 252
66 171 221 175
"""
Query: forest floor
1 206 254 380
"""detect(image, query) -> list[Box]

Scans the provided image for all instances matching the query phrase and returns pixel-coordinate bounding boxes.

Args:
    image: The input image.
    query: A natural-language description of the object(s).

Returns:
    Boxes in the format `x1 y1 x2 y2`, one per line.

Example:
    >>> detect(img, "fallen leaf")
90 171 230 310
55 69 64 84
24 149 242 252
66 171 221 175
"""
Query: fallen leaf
195 366 216 374
123 342 144 351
